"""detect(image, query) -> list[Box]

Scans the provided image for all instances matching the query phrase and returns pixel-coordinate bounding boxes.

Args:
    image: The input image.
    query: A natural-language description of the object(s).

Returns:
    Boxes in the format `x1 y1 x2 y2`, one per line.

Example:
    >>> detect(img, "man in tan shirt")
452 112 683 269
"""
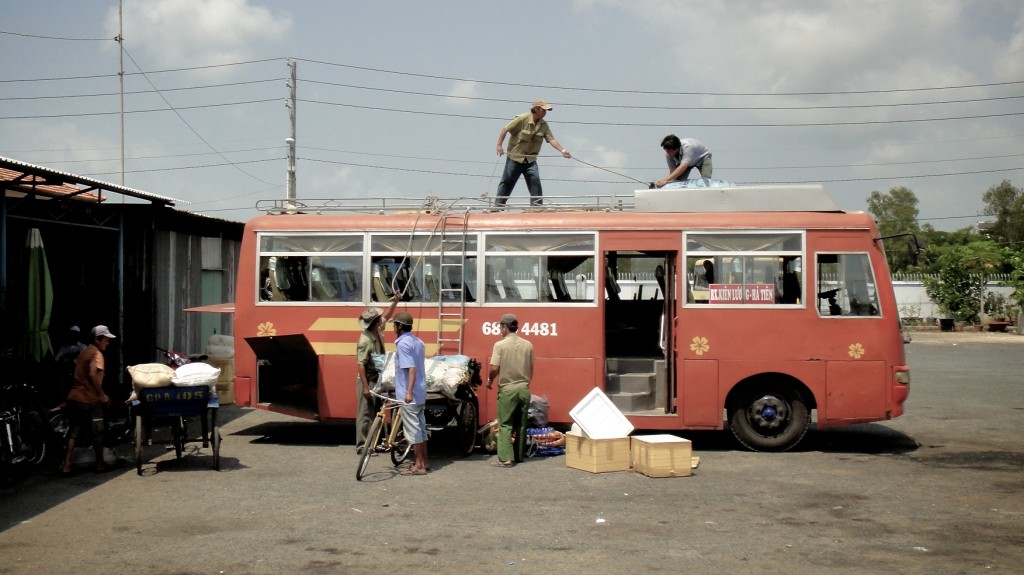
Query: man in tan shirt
61 325 114 474
494 99 571 207
487 314 534 467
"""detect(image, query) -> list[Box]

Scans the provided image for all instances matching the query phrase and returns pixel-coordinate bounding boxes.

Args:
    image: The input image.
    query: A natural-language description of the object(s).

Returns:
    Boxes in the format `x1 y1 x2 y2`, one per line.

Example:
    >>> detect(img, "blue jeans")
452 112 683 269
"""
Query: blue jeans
496 158 543 206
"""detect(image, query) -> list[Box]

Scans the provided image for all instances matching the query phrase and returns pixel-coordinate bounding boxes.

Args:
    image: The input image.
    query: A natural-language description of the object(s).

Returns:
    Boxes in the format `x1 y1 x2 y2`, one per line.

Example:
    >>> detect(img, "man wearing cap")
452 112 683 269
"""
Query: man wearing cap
60 325 115 474
355 294 400 454
494 99 572 207
391 311 429 475
654 134 713 188
487 314 534 467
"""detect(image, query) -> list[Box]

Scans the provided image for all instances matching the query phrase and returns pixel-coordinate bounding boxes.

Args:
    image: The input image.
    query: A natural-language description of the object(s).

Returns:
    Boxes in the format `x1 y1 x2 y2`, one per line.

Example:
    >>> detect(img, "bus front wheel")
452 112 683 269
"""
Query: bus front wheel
728 385 809 452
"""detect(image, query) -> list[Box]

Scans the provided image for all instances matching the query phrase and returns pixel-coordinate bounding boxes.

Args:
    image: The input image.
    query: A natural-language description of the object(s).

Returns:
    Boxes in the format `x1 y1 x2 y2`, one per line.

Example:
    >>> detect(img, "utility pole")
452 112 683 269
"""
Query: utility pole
285 59 297 201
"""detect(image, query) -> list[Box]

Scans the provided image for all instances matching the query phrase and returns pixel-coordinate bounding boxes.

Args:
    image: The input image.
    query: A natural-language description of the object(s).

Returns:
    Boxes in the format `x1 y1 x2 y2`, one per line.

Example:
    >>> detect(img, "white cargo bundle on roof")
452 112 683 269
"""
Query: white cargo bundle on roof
633 184 843 213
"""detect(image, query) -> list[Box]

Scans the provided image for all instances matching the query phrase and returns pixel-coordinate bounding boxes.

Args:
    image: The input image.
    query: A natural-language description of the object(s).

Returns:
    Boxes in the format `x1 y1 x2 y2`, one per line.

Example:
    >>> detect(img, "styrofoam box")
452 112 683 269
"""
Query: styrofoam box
568 387 634 439
631 435 693 478
565 433 631 473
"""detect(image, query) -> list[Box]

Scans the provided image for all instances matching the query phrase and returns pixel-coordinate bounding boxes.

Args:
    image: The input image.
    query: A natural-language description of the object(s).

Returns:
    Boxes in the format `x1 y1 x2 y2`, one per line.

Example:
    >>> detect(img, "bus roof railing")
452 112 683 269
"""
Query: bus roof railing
253 184 843 216
254 193 634 215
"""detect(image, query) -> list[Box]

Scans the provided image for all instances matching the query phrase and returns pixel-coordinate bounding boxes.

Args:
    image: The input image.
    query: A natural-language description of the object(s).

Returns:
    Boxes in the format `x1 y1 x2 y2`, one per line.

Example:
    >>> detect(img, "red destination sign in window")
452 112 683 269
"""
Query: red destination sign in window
709 283 775 304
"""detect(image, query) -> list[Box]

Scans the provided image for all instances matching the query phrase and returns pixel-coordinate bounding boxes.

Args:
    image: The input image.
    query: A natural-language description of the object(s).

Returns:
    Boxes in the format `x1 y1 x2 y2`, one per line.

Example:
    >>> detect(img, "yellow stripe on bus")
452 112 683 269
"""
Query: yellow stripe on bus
310 342 444 356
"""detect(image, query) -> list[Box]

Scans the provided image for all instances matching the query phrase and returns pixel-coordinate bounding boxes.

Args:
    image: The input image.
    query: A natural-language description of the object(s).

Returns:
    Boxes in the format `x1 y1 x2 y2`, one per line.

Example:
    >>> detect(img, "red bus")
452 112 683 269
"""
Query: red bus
231 185 910 451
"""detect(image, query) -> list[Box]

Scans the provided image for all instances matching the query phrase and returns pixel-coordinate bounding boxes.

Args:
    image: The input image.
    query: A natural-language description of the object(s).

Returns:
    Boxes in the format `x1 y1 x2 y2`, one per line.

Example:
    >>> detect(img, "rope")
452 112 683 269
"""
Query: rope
570 156 652 188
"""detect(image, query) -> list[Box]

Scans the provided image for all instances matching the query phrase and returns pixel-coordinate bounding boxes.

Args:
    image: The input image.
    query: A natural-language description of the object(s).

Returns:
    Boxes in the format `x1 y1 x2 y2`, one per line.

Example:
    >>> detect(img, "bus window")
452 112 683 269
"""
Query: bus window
258 234 363 303
685 232 803 306
816 253 880 317
370 233 478 304
484 233 595 303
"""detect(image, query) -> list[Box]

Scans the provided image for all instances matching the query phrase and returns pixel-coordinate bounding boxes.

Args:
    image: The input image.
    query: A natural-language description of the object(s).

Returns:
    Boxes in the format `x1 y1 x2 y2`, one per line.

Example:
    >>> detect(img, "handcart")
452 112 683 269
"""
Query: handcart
131 385 221 475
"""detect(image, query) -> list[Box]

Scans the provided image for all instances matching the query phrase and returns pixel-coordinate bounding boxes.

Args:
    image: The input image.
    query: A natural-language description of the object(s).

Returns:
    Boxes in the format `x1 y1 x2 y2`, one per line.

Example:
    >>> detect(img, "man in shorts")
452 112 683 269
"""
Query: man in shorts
61 325 115 474
392 312 428 475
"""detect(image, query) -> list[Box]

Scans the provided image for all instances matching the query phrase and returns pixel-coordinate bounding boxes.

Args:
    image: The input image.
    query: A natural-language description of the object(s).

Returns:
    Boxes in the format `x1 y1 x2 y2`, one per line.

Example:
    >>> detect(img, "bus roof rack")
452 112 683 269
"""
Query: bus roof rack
634 184 843 213
254 193 634 215
252 185 842 215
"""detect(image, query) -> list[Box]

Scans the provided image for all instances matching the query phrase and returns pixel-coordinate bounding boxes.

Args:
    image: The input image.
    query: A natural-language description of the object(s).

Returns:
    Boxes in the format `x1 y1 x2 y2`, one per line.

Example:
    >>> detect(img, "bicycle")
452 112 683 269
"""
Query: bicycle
355 390 412 481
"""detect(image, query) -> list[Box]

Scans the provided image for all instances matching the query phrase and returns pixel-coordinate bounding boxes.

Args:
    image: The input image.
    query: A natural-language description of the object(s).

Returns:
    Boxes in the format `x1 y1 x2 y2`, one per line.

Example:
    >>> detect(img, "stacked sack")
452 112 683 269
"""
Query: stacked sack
204 334 235 404
127 361 222 402
373 353 473 399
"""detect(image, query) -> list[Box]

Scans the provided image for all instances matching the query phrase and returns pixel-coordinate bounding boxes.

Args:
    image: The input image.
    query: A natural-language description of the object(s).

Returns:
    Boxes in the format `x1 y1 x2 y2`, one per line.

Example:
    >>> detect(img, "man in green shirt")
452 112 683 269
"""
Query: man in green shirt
487 313 534 467
494 99 571 207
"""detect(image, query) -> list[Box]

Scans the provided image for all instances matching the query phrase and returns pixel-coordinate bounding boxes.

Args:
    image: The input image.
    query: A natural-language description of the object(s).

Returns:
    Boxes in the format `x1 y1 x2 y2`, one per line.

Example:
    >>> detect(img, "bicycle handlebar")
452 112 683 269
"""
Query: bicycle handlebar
367 388 410 405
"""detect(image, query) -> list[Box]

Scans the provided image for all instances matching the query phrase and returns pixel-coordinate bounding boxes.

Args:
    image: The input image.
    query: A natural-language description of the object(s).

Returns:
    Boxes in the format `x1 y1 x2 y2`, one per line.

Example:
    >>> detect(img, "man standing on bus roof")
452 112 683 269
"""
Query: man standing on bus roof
494 99 571 207
392 311 429 476
654 134 712 188
355 293 401 455
487 313 534 468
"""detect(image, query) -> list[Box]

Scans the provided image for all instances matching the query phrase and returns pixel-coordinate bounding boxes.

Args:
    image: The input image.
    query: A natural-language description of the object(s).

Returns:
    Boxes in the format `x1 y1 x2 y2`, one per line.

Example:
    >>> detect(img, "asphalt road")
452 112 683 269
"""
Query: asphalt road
1 330 1022 575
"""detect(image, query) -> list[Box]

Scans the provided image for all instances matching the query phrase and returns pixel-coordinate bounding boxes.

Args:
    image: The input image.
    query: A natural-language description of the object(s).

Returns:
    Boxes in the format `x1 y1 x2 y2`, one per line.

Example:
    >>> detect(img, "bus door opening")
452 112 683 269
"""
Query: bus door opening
244 333 319 417
603 250 676 415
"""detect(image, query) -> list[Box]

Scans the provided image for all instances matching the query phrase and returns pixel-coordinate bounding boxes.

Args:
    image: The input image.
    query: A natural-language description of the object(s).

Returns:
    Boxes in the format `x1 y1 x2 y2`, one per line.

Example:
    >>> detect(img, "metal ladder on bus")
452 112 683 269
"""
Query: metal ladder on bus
436 209 469 355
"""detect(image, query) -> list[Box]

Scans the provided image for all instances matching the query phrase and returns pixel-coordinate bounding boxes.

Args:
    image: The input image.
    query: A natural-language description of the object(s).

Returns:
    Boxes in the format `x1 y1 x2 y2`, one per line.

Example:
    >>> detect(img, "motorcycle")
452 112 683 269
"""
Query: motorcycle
1 380 57 484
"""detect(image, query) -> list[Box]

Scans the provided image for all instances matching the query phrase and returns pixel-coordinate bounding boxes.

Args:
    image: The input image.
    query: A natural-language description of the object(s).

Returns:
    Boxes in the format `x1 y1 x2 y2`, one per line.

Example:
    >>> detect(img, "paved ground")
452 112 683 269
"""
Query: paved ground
1 331 1021 574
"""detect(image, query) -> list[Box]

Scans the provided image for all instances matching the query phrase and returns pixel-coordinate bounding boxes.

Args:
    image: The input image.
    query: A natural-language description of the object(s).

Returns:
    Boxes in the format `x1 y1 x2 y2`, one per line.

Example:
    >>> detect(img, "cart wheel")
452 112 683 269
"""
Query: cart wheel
458 399 479 456
134 415 144 476
173 417 184 459
211 408 220 471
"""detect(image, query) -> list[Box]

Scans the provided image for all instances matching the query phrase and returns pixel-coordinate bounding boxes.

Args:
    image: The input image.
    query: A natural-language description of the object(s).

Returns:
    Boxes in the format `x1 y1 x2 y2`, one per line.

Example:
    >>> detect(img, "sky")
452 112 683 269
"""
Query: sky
2 0 1022 230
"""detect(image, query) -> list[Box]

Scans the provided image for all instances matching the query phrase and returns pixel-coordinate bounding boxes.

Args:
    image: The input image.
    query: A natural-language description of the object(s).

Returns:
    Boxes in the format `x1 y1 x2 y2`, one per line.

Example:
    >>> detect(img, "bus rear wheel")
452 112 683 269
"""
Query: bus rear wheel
728 385 809 452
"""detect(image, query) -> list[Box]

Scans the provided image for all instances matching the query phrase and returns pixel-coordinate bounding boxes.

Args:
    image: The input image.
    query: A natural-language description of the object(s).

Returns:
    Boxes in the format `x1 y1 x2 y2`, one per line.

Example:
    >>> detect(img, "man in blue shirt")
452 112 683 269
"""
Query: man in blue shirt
392 311 429 475
655 134 712 188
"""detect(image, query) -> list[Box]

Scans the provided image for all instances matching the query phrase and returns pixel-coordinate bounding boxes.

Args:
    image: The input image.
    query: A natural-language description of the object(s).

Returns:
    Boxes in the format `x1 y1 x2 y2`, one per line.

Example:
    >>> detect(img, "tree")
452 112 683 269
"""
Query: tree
866 186 920 273
922 243 1002 323
981 180 1024 251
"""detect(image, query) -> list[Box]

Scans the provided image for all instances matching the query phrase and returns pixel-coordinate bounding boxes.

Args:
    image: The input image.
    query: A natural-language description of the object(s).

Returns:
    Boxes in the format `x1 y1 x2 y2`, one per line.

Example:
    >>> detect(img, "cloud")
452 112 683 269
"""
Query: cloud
105 0 292 70
445 81 479 108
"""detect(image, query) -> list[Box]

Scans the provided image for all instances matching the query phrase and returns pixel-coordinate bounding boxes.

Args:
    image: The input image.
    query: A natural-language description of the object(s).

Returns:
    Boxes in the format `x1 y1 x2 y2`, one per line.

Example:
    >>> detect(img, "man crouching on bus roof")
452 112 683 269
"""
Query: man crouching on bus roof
355 294 400 455
392 312 429 476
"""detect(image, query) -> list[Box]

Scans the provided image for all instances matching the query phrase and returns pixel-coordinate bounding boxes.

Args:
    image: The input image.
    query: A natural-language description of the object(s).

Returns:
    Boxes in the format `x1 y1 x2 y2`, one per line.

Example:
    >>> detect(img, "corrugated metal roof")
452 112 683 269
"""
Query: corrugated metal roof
1 156 185 205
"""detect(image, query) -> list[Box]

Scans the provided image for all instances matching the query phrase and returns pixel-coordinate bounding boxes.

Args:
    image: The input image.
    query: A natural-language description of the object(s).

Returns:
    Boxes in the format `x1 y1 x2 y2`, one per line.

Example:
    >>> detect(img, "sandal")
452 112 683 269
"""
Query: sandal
400 468 428 476
490 460 514 468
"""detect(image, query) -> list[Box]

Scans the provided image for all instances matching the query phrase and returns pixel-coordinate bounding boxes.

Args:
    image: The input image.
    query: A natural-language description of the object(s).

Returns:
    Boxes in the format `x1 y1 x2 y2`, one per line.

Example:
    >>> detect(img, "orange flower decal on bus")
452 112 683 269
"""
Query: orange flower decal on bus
848 343 865 359
257 322 277 337
690 336 710 356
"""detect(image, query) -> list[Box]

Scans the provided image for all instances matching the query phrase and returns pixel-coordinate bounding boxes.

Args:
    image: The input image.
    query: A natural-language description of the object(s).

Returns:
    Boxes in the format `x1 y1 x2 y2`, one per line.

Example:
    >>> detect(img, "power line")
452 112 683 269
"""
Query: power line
119 47 279 188
0 29 110 41
300 98 1024 127
0 98 278 120
303 78 1024 111
296 57 1024 97
0 57 282 83
0 78 283 101
83 158 276 177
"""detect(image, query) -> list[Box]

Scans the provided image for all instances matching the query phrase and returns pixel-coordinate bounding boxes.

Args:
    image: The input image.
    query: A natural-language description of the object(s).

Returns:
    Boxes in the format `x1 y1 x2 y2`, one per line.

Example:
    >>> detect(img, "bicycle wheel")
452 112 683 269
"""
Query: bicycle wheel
134 415 144 476
390 424 411 466
356 415 383 481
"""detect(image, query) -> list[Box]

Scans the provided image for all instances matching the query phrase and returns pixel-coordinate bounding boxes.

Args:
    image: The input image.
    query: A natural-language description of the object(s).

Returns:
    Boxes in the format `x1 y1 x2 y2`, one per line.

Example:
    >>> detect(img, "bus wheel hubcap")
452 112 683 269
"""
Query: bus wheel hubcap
750 396 789 430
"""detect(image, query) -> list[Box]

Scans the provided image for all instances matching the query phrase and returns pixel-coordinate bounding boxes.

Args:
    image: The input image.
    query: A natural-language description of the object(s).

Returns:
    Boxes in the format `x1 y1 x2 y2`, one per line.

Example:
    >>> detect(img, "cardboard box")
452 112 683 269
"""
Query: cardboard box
565 433 631 473
631 435 693 478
